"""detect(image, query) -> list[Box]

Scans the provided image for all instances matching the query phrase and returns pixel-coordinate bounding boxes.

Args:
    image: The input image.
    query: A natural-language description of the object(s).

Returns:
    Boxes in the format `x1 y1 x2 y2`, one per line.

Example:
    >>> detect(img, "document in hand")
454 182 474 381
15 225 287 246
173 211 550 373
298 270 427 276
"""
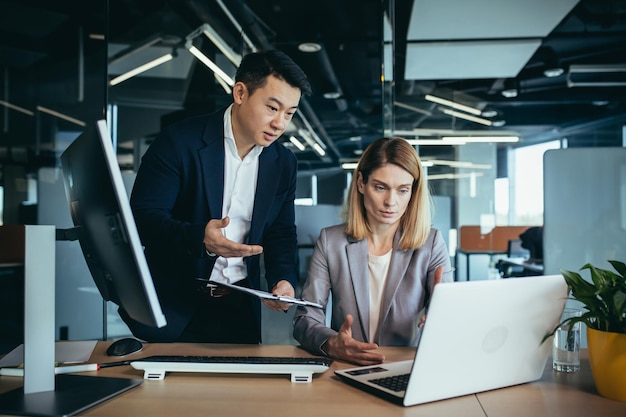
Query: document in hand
209 281 324 309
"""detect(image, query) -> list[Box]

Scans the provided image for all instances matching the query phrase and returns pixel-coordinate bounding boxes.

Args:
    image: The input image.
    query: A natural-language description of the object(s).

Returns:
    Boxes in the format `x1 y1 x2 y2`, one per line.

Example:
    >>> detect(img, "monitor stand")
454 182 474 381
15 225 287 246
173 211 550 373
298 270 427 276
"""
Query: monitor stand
0 225 142 416
0 374 141 417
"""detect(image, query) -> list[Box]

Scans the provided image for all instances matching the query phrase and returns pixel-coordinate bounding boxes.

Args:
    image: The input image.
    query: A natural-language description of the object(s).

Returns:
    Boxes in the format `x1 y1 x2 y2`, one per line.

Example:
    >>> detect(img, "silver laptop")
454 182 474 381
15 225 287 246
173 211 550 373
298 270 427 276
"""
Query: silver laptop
335 275 568 406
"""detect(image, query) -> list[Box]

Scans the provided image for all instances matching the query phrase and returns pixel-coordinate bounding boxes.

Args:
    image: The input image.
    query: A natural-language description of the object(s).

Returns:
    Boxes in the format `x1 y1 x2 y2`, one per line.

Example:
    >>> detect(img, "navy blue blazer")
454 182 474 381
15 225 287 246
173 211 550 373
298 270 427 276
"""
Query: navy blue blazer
126 108 299 341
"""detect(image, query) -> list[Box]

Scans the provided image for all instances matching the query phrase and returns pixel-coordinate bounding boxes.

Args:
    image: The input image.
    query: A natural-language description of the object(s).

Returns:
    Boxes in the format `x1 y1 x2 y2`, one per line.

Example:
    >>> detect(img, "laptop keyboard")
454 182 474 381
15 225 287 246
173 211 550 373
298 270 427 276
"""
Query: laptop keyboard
370 373 411 392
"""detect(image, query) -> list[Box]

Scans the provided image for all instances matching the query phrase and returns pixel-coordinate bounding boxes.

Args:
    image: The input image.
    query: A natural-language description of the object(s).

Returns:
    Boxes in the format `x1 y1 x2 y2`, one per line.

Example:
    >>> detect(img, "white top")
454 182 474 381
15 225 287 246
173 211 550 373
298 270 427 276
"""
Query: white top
368 250 392 342
209 104 263 284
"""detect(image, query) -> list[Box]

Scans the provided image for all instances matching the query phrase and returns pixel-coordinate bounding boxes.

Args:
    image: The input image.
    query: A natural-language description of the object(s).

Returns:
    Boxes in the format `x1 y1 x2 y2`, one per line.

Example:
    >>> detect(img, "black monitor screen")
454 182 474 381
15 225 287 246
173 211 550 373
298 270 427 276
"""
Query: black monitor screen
60 120 166 329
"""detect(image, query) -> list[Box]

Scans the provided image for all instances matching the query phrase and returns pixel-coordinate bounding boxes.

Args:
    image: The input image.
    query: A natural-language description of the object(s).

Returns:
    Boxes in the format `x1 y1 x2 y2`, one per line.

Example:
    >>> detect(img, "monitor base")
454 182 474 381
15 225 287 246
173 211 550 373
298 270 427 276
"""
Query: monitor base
0 374 141 417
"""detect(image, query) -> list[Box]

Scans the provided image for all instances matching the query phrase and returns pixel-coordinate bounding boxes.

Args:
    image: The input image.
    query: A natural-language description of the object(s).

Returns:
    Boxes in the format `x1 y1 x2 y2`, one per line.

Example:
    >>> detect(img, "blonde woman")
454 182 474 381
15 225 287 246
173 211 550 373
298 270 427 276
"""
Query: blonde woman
293 137 452 365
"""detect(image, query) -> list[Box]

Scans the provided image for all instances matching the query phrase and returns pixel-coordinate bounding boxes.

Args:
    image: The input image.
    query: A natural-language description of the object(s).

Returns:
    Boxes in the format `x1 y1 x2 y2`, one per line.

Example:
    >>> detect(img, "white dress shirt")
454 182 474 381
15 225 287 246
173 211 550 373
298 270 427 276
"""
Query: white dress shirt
209 104 263 284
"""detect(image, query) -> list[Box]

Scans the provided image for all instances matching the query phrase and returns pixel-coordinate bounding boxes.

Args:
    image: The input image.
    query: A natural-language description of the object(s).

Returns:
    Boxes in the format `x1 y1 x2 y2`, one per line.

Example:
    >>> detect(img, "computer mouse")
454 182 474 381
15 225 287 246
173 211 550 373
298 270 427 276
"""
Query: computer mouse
106 337 143 357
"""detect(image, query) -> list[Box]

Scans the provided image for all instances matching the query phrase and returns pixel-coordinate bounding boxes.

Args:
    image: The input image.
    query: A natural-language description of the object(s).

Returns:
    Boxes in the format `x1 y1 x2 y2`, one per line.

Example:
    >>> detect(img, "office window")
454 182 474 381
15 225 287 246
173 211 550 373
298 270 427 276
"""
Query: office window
494 177 509 226
509 140 561 225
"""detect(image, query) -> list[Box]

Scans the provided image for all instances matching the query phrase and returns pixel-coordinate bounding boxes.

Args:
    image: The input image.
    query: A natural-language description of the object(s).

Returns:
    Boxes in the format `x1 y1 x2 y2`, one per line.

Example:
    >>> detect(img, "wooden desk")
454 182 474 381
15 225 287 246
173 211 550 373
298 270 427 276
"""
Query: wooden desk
1 343 625 416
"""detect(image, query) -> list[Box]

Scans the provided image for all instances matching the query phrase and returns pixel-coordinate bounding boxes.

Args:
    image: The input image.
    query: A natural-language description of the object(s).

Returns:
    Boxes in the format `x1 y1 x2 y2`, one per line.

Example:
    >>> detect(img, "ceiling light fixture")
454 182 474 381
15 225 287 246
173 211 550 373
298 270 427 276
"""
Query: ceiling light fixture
543 67 564 78
441 108 493 126
427 172 485 181
425 159 492 169
108 35 163 66
323 92 342 99
312 143 326 156
186 43 235 87
567 64 626 87
37 106 85 127
425 94 482 115
109 52 174 86
388 128 455 136
501 79 519 98
298 128 326 156
441 136 519 143
394 101 432 116
192 23 242 66
298 42 322 53
296 114 327 157
288 136 306 151
501 88 518 98
0 100 34 116
541 46 564 78
392 128 519 137
406 138 468 146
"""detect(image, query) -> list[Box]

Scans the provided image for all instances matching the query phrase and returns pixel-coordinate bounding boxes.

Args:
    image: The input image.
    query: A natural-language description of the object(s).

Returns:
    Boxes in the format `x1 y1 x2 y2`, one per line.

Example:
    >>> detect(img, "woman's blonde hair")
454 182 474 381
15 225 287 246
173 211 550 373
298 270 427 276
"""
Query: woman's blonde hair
343 137 433 250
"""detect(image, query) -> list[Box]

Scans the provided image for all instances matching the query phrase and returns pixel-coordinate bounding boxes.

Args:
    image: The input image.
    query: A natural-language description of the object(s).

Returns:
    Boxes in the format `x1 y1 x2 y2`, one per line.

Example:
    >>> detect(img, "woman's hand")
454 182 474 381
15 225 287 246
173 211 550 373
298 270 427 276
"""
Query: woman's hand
323 314 385 366
419 265 444 327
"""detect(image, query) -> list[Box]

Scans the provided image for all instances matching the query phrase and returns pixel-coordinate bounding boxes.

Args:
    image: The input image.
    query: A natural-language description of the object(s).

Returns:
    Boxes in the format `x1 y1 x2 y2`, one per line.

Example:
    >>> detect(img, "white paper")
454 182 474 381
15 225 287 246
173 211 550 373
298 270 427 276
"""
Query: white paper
209 281 323 309
0 340 97 368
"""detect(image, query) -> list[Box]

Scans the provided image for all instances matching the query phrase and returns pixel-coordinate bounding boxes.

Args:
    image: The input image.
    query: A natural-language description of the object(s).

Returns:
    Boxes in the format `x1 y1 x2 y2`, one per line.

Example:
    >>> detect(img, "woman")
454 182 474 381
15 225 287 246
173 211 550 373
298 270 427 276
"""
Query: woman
293 137 452 365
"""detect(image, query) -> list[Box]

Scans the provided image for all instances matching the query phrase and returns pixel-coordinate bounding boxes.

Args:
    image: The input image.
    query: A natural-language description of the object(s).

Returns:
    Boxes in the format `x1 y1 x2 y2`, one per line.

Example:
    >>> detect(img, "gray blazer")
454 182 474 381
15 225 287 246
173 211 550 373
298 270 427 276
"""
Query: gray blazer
293 224 453 356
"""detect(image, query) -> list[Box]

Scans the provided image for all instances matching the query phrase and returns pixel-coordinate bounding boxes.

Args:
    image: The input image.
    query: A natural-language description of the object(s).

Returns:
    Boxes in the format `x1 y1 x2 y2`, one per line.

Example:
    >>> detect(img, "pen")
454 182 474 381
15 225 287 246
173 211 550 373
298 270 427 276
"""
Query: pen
0 363 99 377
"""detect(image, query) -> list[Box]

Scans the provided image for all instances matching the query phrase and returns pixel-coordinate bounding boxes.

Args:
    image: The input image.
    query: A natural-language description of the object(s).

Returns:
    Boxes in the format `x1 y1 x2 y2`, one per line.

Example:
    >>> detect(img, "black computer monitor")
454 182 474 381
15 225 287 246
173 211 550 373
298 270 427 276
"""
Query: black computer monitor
0 120 167 416
60 119 166 329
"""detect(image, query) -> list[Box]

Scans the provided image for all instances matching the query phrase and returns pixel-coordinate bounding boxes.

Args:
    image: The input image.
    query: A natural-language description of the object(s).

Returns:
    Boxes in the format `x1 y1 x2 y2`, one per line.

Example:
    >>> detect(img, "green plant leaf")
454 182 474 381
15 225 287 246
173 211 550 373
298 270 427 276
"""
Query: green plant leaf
608 260 626 278
557 260 626 334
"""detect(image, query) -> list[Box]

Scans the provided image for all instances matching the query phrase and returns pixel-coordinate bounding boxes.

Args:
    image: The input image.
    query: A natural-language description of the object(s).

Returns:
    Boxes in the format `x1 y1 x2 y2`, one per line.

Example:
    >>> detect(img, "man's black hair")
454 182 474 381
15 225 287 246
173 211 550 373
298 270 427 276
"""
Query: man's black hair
235 49 312 96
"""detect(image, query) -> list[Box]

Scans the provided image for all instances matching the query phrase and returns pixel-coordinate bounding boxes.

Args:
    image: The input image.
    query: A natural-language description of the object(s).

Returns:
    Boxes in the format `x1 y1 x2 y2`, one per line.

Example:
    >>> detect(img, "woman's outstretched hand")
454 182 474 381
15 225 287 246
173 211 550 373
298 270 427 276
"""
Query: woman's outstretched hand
323 314 385 366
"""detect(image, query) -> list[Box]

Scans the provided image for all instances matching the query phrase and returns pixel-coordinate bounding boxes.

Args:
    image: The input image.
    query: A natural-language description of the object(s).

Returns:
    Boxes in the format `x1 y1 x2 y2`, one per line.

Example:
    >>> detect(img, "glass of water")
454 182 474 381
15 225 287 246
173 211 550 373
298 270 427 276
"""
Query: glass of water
552 308 582 372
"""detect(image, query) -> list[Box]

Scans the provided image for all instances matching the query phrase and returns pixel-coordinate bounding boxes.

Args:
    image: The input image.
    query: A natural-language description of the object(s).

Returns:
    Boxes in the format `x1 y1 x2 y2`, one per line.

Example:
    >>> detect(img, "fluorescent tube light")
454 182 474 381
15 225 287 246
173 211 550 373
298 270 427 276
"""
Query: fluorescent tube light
289 136 306 151
427 172 485 181
312 143 326 156
200 23 242 66
406 138 468 146
343 160 435 171
441 136 519 143
0 100 34 116
36 106 85 126
214 75 232 94
296 114 327 154
388 128 456 137
109 53 174 86
394 101 432 116
567 64 626 87
426 159 492 169
441 108 493 126
187 45 235 87
108 36 163 66
425 94 482 116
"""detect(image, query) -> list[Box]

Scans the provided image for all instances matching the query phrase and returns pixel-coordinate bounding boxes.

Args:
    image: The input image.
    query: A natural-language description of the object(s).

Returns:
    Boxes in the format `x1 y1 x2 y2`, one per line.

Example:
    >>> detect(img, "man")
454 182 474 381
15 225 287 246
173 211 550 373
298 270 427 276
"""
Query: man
126 50 311 343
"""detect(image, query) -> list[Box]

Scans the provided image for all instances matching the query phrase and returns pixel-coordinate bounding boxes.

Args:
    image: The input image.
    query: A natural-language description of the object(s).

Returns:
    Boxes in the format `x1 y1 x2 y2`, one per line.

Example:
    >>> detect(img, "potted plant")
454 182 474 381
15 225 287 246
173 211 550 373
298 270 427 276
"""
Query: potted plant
551 260 626 401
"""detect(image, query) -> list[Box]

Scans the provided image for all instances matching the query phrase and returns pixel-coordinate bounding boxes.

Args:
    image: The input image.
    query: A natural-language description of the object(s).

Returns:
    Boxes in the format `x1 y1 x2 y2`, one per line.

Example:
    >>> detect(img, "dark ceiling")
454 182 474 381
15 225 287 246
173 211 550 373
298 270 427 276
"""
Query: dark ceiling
1 0 626 173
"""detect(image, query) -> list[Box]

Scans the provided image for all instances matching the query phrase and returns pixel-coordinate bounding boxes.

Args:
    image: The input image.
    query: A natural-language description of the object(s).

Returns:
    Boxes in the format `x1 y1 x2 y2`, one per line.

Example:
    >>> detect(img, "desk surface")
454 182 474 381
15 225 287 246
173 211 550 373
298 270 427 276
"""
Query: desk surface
1 342 625 417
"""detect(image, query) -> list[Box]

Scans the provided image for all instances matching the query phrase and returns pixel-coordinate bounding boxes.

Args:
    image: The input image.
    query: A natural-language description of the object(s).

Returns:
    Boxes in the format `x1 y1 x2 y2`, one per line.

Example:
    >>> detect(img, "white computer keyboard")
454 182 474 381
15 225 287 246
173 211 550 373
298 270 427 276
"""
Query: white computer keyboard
130 355 333 383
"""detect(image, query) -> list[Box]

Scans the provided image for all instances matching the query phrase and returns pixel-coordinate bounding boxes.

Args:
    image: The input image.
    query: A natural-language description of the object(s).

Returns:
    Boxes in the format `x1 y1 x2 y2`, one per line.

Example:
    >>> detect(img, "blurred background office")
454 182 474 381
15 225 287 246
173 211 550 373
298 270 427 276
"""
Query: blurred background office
0 0 625 351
